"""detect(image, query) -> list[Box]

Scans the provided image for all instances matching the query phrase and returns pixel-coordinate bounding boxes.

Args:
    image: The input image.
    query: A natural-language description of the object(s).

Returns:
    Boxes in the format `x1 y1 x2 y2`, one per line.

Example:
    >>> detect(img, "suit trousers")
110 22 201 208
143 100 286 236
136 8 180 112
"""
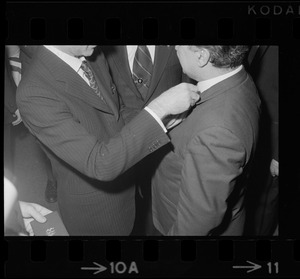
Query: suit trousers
254 175 278 235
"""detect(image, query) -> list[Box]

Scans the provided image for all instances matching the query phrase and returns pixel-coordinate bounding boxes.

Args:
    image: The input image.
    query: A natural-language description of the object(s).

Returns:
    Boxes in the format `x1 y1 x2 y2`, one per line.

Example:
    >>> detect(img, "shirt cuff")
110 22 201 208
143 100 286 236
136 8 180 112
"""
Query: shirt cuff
144 107 167 133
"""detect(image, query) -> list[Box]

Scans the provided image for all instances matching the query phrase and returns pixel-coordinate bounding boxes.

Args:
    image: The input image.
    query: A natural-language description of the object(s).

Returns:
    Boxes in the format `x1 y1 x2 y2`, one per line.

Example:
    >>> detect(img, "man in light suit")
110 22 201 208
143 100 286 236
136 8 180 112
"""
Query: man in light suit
102 45 190 235
16 45 199 235
151 45 261 235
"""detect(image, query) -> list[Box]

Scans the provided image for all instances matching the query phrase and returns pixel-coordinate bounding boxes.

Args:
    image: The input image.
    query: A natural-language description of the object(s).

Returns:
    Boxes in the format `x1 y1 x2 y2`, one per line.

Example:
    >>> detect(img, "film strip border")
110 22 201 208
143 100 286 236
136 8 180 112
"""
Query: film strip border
4 0 300 278
3 238 300 277
5 1 300 42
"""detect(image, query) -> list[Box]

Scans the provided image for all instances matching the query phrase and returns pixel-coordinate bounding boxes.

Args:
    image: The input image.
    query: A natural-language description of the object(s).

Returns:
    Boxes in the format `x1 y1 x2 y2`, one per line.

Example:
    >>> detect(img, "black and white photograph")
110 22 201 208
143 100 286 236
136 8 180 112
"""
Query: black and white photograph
4 45 279 237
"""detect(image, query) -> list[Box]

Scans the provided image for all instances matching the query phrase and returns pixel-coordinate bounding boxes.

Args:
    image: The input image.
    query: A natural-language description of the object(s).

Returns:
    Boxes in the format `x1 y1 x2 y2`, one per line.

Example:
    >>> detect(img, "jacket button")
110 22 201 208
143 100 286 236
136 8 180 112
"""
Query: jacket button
111 85 116 95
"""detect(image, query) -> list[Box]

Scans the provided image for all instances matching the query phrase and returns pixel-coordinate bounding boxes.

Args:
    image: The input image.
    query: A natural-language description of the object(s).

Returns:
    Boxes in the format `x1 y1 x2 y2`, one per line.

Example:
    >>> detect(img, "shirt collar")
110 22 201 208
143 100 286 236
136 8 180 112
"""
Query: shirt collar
44 45 86 73
126 45 155 61
197 65 243 94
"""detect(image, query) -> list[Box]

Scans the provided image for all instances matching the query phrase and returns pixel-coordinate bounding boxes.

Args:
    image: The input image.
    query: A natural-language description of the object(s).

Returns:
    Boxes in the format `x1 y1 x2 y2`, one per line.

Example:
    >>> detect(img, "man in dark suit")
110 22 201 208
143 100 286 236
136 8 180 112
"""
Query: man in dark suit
16 45 199 235
151 45 261 235
102 45 188 235
102 46 188 121
244 46 279 235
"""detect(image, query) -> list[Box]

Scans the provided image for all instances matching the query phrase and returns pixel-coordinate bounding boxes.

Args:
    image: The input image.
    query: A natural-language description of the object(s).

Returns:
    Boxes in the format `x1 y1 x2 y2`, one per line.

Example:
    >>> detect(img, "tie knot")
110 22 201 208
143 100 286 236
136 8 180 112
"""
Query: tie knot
79 60 104 101
138 45 147 51
80 60 94 81
80 60 89 72
136 46 152 62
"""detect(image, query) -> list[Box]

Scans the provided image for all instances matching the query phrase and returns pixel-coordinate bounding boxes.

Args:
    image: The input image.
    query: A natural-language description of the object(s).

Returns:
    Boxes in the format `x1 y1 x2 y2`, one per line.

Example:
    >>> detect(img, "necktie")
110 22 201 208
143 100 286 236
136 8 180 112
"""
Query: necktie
80 60 105 102
132 46 153 98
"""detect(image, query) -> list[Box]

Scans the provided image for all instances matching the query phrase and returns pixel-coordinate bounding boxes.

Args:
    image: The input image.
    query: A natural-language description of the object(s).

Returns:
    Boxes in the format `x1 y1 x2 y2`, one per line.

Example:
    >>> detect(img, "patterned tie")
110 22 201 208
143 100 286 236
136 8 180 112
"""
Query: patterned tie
80 60 105 102
132 45 153 99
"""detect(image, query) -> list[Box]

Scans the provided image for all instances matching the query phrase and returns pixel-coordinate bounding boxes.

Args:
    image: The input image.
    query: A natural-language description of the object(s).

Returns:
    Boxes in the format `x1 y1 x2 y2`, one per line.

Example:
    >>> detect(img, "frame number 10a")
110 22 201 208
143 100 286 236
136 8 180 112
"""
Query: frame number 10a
81 261 138 275
110 262 138 274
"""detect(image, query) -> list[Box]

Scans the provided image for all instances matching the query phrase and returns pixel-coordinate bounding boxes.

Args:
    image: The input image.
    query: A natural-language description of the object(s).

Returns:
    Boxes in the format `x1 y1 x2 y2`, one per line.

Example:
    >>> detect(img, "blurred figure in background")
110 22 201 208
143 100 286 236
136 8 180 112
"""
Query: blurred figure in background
6 45 58 203
5 46 54 235
244 46 279 235
4 47 22 175
4 174 52 236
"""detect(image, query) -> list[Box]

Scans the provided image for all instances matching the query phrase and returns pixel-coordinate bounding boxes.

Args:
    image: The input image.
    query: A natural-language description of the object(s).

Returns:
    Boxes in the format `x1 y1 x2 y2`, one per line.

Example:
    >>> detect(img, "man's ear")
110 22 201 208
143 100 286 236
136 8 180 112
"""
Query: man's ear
196 48 210 68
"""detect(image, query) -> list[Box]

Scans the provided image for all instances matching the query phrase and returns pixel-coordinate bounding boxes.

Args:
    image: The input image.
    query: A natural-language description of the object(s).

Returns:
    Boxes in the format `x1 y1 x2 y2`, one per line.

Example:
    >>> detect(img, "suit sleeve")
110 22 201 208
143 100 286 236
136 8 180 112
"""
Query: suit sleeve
167 127 246 235
17 86 170 181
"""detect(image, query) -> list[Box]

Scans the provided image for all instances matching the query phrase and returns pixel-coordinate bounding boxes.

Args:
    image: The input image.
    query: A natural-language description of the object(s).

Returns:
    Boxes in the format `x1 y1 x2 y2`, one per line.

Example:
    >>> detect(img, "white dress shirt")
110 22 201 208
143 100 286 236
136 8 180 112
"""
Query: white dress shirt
44 45 90 85
197 65 243 93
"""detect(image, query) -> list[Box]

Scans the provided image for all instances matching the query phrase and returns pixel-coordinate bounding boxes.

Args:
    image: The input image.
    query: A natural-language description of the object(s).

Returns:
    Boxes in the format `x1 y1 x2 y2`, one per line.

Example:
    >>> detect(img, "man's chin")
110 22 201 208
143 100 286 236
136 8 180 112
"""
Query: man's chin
85 49 95 56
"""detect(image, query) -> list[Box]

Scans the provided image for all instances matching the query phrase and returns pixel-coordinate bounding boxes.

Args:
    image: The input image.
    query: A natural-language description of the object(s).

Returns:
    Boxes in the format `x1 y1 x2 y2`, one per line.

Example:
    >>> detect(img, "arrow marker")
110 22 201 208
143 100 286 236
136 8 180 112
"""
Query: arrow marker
233 260 262 273
81 262 107 275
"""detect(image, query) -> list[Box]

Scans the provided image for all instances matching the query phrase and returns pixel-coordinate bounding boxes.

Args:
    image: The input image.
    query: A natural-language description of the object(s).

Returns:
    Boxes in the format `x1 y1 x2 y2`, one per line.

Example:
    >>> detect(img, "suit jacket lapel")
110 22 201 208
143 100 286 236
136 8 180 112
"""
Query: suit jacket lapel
145 46 173 103
88 50 120 119
37 47 113 115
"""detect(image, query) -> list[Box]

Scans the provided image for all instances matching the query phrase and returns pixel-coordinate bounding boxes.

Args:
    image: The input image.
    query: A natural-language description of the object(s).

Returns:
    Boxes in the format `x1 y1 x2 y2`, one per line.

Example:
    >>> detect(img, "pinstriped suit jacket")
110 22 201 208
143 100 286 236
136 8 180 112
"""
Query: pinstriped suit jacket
16 46 170 235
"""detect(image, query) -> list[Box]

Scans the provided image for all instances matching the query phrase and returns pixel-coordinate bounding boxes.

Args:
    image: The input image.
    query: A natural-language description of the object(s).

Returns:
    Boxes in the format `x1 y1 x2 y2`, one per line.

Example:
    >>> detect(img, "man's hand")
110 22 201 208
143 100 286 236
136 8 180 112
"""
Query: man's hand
12 109 22 126
19 201 52 236
270 159 279 177
147 83 200 120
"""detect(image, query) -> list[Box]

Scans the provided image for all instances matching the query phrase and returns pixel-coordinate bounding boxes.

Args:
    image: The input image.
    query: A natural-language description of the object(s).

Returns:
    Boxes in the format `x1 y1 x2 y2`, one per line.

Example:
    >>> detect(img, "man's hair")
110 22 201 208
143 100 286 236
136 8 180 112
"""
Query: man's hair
194 45 249 68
